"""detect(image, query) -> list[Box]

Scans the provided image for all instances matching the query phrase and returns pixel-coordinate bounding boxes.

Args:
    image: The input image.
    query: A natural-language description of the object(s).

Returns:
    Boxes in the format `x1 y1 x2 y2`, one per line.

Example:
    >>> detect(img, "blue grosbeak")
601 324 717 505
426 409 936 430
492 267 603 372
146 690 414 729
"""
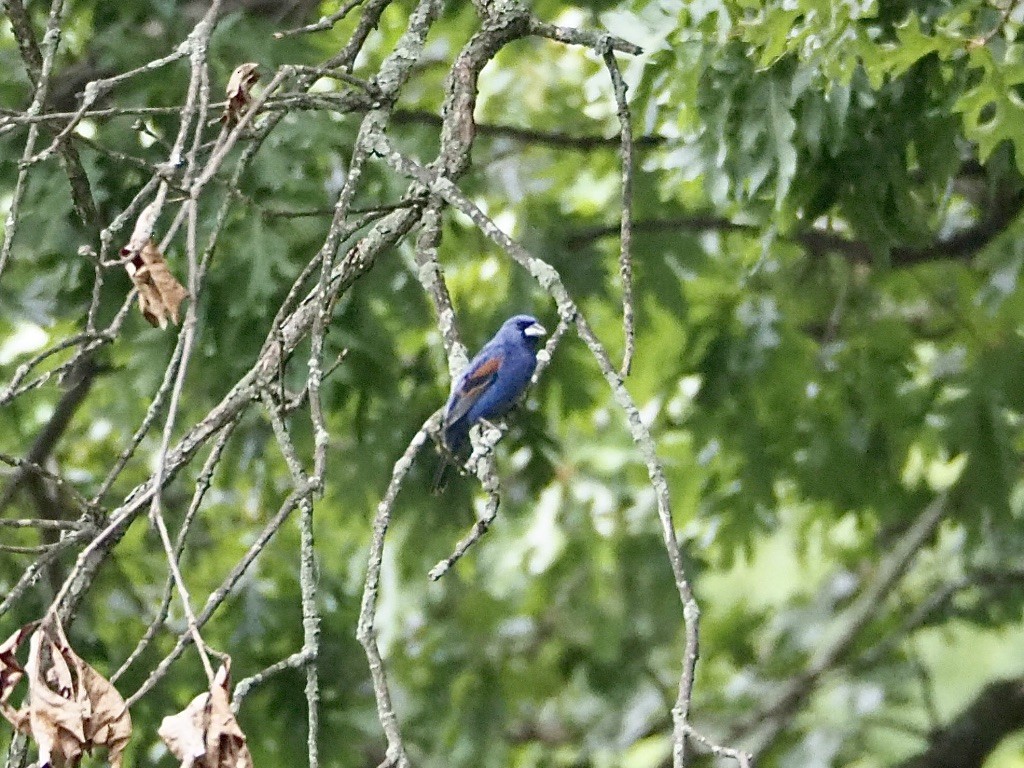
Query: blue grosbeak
433 314 547 490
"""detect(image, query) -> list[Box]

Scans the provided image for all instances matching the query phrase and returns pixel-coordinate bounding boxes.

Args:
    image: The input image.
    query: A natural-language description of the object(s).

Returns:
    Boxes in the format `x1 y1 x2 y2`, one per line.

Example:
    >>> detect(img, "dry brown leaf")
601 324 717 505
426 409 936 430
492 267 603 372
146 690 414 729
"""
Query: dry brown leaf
159 661 253 768
126 240 188 328
0 617 131 768
158 702 206 768
121 200 160 260
222 63 260 126
0 622 35 729
78 661 133 764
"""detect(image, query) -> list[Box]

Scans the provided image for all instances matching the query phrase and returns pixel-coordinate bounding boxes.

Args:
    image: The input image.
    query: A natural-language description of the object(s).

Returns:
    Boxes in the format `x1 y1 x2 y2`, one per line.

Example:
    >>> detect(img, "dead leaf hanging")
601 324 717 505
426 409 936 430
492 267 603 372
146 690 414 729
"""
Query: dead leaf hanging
122 200 160 260
0 616 132 768
78 661 133 761
125 240 188 329
222 63 260 126
0 622 35 728
159 661 253 768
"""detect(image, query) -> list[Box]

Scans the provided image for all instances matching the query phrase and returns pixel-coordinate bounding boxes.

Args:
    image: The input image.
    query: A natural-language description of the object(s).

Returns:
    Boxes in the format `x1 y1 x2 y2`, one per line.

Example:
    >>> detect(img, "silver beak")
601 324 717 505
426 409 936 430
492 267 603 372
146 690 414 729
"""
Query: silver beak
524 322 547 338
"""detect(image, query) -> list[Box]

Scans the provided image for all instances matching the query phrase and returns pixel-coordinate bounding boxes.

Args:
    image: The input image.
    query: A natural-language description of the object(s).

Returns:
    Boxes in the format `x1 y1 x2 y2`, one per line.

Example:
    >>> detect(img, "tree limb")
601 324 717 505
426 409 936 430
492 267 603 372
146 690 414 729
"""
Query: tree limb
0 354 102 514
392 108 666 150
729 495 949 756
569 188 1024 267
896 676 1024 768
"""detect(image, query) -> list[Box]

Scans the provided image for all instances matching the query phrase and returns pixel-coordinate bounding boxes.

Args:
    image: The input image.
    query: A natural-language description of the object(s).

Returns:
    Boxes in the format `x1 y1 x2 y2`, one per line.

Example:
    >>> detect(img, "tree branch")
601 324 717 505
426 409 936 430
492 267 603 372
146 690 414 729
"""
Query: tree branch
0 354 102 514
391 108 665 150
569 188 1024 267
729 495 949 756
896 676 1024 768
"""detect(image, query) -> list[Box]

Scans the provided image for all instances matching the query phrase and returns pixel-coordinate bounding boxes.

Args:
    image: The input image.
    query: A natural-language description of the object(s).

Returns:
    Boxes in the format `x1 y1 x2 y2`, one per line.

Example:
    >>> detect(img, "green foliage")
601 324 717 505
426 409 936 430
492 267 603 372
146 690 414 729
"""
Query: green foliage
3 0 1024 767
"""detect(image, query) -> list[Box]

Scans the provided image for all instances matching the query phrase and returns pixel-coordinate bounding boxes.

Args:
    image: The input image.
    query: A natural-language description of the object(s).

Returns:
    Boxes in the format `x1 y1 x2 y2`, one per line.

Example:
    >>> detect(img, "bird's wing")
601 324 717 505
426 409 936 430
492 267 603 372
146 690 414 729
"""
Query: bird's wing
444 352 502 429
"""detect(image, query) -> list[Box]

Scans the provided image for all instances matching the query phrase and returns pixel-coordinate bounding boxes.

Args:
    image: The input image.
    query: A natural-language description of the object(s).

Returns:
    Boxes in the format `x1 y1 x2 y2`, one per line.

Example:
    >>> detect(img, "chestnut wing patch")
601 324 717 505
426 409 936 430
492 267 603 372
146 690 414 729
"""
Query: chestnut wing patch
445 355 502 428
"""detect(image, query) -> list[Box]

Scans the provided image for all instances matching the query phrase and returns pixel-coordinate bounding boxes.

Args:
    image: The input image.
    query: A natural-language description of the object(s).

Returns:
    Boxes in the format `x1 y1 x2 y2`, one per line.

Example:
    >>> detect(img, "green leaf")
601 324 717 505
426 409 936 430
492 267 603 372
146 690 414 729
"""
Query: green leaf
768 74 798 210
955 44 1024 172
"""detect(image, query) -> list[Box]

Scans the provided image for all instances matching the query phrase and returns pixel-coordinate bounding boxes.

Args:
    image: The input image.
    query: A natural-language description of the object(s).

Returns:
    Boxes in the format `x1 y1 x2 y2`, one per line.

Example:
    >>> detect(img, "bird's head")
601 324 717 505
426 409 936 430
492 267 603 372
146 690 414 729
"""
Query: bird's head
505 314 547 348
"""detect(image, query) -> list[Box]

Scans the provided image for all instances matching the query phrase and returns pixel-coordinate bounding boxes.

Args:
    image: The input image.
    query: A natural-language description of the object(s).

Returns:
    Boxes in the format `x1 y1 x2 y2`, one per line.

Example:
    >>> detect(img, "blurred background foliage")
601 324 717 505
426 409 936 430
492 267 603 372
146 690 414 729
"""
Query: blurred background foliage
3 0 1024 766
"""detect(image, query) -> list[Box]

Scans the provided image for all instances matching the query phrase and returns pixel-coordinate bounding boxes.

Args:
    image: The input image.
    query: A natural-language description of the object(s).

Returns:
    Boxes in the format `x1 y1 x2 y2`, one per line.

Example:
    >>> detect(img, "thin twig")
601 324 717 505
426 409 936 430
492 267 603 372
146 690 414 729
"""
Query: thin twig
427 421 504 581
0 0 71 281
232 649 315 709
0 451 96 517
91 332 188 503
529 20 643 56
372 137 708 767
357 416 439 768
0 331 103 400
683 726 753 767
601 46 635 377
729 495 949 756
0 529 89 618
141 0 225 689
390 108 666 150
259 389 321 766
0 542 63 554
126 489 307 707
28 44 191 165
299 491 321 768
111 420 238 684
274 0 365 38
413 200 466 369
0 518 88 530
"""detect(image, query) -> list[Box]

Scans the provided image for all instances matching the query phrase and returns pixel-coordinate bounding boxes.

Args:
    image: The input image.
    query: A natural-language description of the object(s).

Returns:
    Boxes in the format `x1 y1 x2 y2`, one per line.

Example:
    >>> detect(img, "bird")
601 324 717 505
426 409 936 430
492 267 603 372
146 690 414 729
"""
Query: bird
433 314 547 491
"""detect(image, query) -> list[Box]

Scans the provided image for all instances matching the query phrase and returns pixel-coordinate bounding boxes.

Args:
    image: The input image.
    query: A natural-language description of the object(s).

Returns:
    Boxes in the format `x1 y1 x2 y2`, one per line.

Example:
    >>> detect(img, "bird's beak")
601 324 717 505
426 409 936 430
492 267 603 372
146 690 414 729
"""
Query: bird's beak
524 321 547 338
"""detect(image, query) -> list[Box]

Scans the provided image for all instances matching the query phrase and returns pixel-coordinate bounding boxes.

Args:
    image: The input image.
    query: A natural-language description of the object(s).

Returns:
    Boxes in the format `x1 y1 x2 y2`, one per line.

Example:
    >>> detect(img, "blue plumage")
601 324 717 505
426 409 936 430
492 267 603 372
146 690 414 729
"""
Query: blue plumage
433 314 547 490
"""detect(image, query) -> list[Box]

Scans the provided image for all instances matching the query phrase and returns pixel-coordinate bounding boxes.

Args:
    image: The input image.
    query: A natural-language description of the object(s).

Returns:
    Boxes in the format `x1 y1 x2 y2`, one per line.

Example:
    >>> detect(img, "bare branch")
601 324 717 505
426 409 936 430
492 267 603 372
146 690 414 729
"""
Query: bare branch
111 420 238 684
529 20 643 56
357 416 439 768
601 47 635 376
569 188 1024 267
391 108 666 150
274 0 365 38
729 495 949 756
370 135 714 768
896 676 1024 768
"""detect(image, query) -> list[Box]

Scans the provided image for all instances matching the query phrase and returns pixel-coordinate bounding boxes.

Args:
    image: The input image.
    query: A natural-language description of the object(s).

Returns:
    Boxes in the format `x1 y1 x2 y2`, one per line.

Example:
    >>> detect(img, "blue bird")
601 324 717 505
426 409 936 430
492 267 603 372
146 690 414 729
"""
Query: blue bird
433 314 547 491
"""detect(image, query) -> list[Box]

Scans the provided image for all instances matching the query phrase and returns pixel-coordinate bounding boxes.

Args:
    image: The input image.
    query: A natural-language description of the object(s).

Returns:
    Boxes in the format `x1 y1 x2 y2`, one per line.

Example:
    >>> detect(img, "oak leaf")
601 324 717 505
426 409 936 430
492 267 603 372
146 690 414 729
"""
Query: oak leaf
159 661 253 768
125 240 188 328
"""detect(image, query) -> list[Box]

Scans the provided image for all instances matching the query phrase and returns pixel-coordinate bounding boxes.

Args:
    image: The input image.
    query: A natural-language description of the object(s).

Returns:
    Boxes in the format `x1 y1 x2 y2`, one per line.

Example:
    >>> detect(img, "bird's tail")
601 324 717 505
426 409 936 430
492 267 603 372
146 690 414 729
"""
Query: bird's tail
431 454 451 493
